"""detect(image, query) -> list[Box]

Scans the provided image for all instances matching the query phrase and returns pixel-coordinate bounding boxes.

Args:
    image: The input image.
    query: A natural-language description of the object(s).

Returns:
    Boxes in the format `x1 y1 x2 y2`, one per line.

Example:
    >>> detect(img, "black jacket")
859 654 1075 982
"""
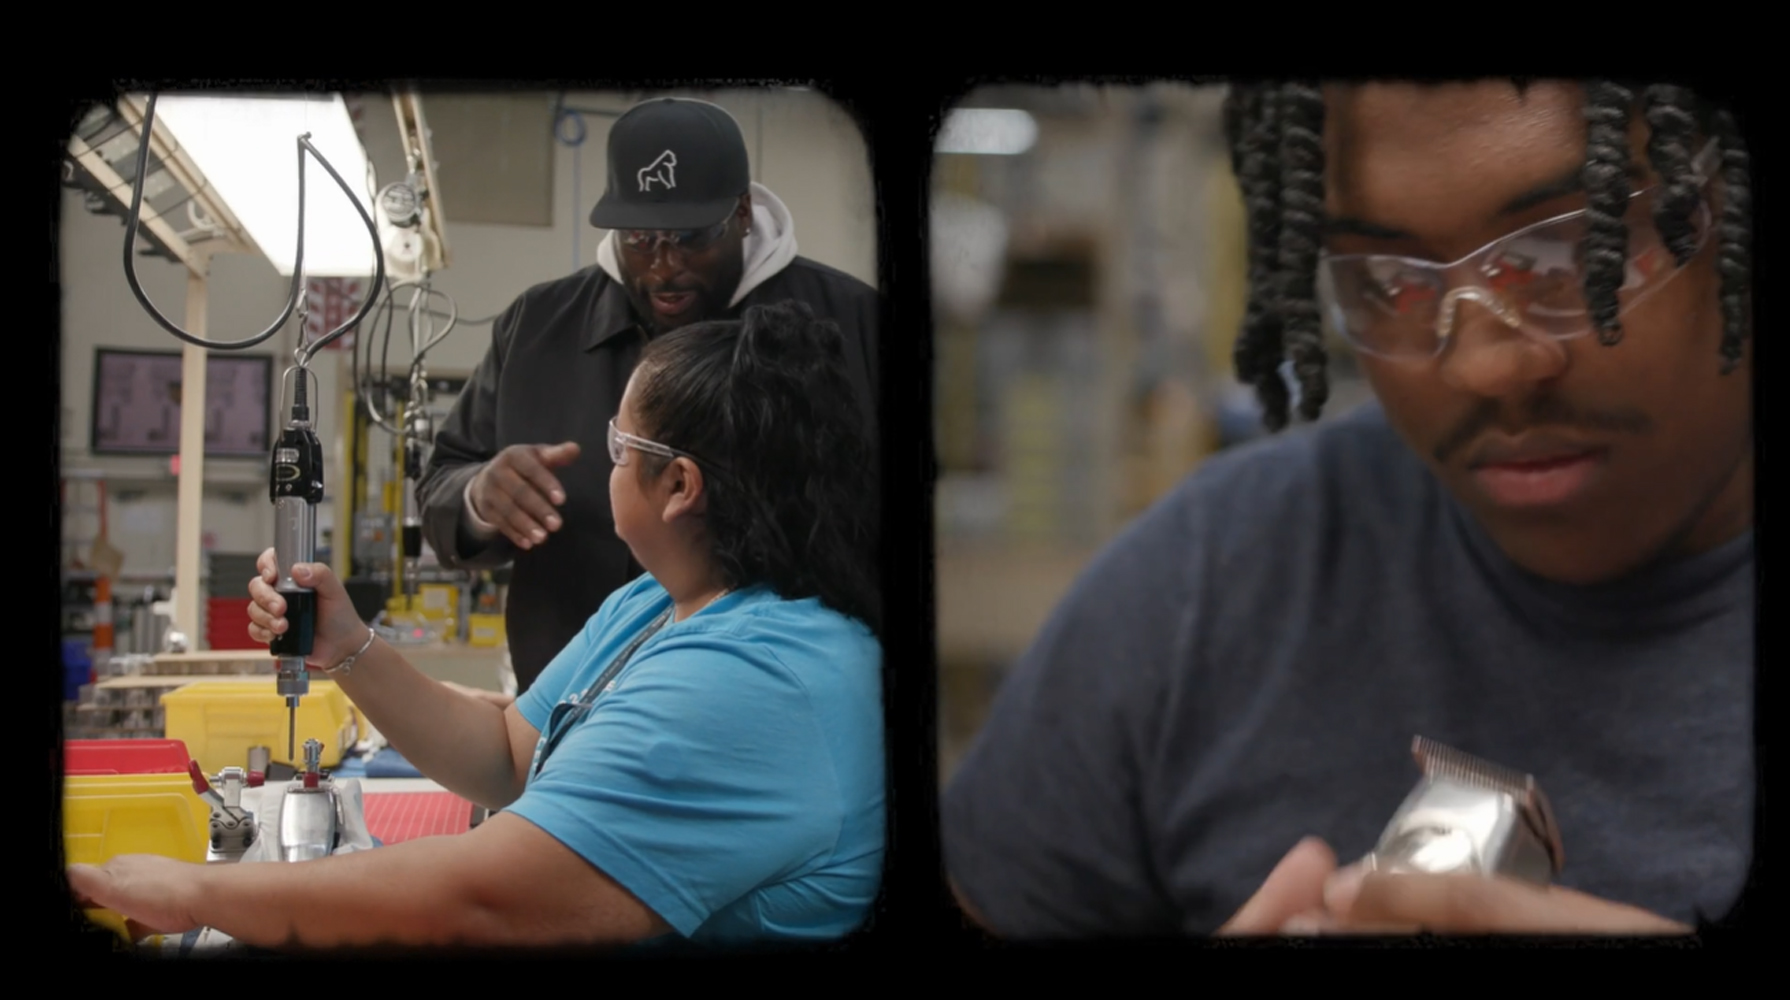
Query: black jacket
417 258 879 692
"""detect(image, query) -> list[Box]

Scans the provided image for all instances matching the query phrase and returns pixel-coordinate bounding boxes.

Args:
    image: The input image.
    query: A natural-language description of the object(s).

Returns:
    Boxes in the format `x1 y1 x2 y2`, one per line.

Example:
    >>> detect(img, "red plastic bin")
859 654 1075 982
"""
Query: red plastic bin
64 739 195 776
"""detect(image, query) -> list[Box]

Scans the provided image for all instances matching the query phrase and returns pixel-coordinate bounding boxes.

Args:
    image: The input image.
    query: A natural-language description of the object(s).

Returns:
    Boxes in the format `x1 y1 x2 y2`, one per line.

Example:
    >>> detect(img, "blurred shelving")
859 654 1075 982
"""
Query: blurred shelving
931 83 1376 784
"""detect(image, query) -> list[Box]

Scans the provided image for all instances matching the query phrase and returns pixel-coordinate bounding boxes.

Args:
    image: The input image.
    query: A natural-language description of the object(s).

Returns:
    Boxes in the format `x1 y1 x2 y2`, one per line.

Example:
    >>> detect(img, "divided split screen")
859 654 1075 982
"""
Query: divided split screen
56 79 1756 950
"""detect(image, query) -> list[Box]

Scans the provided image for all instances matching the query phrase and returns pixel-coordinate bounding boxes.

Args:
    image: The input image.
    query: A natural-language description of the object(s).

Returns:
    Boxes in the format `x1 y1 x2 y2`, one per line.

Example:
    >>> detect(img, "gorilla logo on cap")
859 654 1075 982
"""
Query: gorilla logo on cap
638 150 678 193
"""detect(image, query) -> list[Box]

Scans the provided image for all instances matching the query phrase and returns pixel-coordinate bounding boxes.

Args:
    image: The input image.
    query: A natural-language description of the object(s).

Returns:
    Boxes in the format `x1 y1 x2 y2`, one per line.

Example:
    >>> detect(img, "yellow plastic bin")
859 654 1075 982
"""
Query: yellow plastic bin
160 678 359 773
417 584 458 620
63 772 211 940
468 613 506 648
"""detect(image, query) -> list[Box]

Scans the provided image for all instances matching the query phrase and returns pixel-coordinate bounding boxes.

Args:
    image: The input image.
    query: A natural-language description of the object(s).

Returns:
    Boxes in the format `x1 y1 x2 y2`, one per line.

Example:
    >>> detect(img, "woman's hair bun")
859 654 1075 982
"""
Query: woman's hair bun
732 300 845 373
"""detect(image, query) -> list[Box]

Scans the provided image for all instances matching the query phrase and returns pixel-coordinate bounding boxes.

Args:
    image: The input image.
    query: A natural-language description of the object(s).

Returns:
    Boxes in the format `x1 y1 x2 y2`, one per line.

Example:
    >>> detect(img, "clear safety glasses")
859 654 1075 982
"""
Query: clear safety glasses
607 418 729 478
616 216 730 256
1318 140 1719 361
607 418 681 466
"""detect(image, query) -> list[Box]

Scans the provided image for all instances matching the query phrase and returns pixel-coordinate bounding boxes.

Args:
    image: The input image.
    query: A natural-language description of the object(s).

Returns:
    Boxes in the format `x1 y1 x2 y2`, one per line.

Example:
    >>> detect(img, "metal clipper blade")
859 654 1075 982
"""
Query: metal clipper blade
1362 735 1564 886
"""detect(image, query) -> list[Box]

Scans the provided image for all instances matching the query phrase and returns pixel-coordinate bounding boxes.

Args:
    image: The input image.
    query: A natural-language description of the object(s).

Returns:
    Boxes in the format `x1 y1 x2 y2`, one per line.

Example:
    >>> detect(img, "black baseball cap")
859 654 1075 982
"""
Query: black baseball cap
589 98 750 231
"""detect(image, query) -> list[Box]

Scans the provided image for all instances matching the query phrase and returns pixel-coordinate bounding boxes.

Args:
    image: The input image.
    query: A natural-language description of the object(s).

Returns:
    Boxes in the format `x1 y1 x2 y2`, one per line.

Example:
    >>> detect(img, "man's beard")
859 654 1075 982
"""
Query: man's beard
629 283 729 336
627 252 746 337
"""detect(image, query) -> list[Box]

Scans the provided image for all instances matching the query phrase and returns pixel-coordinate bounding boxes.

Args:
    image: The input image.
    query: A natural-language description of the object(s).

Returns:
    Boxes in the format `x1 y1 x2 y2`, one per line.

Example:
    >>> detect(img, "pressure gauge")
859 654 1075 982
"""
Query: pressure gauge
379 182 420 228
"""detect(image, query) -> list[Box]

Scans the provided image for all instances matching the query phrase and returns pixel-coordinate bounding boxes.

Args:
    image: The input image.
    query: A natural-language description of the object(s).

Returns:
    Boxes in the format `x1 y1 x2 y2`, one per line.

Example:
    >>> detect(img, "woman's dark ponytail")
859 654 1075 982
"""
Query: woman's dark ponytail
635 301 881 635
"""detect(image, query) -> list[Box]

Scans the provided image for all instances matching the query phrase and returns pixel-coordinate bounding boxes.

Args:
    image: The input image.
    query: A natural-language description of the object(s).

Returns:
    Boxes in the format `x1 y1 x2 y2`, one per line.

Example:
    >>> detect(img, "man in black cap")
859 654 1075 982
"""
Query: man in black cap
416 96 879 696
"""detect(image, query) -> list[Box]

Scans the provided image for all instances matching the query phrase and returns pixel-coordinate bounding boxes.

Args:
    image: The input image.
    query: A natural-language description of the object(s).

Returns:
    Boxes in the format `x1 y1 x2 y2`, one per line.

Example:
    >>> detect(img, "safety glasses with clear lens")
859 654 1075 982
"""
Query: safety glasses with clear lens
617 217 730 256
606 418 730 479
1318 139 1719 361
607 418 680 466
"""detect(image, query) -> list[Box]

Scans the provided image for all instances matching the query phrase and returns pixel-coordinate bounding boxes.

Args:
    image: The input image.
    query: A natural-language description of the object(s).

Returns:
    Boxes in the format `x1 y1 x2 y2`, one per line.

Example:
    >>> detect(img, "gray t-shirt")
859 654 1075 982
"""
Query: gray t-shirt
941 400 1754 936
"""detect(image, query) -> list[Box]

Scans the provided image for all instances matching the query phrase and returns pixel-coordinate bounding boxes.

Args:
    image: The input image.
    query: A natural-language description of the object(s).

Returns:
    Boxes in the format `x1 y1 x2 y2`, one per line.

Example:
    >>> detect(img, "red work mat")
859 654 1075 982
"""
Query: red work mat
363 792 474 844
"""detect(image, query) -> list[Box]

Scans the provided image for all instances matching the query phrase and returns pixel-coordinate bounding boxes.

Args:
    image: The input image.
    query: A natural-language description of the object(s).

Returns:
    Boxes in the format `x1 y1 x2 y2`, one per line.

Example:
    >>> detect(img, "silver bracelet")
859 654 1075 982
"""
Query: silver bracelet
322 626 377 677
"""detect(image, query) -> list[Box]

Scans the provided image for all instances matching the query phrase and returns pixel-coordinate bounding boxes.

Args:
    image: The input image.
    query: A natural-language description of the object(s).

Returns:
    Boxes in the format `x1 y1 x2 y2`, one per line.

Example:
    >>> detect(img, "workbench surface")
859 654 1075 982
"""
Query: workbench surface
234 775 474 848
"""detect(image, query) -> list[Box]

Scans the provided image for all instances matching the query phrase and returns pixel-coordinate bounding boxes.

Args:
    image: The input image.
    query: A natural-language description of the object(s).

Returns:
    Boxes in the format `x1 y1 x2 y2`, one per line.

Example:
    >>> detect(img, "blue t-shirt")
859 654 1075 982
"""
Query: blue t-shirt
508 573 885 944
943 400 1754 936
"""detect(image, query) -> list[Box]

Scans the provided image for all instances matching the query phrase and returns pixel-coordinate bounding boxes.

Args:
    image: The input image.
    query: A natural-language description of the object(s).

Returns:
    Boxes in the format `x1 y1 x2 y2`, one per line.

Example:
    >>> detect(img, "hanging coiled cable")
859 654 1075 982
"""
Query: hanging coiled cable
354 280 464 440
120 92 386 360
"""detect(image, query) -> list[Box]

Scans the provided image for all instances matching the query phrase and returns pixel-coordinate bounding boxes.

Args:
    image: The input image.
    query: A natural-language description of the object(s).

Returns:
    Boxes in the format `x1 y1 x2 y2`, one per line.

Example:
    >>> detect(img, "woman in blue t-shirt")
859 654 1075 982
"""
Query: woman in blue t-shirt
68 301 884 950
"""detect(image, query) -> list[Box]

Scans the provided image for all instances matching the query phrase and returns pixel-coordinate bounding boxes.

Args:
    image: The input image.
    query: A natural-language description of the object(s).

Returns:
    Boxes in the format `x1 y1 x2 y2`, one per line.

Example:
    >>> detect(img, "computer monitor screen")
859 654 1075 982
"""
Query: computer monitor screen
90 348 272 458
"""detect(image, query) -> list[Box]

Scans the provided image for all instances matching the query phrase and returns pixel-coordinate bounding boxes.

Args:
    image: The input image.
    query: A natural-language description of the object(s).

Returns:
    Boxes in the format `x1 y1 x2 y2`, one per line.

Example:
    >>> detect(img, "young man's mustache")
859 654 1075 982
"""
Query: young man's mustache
1433 395 1655 464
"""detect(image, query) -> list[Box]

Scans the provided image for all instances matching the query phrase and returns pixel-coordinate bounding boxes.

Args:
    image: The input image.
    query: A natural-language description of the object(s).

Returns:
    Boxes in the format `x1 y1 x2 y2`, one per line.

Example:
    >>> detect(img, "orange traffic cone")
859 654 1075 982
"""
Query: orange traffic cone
91 575 113 681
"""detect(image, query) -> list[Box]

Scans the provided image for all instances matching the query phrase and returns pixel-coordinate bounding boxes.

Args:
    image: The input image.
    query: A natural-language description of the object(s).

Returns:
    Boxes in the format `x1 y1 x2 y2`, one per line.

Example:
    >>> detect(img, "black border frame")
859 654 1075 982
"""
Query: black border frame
46 71 1765 963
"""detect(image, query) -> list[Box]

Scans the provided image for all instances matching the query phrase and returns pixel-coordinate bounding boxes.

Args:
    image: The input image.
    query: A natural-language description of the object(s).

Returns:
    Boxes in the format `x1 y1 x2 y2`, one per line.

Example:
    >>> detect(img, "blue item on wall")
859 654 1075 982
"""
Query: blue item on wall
62 640 92 702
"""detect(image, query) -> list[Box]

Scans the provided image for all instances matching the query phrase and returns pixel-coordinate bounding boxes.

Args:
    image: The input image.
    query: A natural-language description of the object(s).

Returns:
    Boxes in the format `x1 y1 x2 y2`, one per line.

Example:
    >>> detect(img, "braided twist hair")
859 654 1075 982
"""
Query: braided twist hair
1221 80 1752 430
1226 84 1291 429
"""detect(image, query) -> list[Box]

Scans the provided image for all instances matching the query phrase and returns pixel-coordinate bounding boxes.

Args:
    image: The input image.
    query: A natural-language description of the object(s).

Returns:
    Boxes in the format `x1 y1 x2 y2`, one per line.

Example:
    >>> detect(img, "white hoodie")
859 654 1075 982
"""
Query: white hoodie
462 182 801 537
595 181 800 307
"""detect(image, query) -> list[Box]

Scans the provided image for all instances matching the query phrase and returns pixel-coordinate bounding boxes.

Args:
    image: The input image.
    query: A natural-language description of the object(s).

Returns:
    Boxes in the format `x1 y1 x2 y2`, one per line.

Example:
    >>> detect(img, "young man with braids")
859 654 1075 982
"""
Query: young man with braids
940 80 1753 937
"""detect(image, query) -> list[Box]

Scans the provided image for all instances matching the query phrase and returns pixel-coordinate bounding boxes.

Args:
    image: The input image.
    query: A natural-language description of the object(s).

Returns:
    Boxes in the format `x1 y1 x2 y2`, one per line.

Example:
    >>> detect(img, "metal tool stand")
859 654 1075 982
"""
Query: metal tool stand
188 762 258 864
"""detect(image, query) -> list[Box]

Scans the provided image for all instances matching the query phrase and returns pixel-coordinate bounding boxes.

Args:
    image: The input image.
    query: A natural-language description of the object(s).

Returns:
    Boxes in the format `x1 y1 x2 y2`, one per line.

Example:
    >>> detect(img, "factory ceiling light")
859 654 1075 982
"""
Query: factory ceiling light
934 108 1039 156
145 92 377 278
64 105 192 265
64 98 265 275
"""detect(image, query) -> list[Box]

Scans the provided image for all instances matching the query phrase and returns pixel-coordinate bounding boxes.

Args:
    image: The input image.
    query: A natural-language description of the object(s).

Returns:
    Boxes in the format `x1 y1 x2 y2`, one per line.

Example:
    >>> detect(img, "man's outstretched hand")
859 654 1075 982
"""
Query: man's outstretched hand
470 442 581 551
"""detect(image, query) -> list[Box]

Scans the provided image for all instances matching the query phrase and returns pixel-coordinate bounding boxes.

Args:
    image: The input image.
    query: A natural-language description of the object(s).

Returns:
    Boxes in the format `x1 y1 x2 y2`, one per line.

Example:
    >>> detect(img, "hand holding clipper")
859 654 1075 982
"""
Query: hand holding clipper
1360 736 1565 886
